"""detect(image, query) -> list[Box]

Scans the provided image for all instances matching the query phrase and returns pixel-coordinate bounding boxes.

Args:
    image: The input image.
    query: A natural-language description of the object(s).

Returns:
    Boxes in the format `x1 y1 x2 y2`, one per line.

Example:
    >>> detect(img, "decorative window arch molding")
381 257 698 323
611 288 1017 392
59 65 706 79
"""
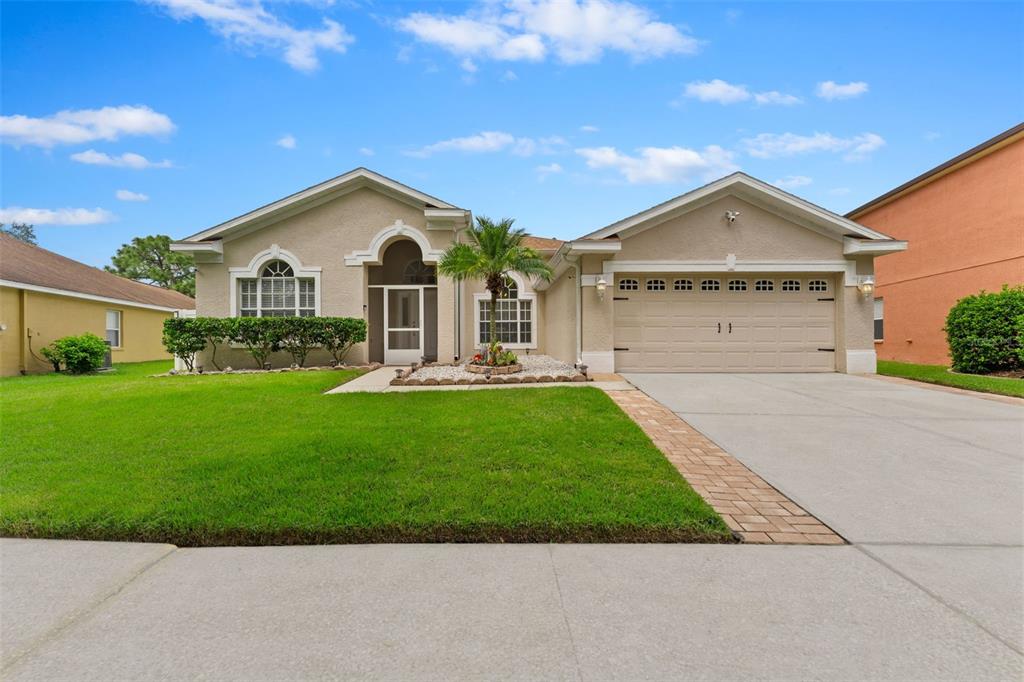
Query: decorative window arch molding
228 244 322 316
344 220 443 266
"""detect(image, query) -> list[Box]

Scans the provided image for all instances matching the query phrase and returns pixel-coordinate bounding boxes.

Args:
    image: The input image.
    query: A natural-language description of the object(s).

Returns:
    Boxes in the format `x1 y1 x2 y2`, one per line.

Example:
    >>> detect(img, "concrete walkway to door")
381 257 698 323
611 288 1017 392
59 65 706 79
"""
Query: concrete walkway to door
625 372 1024 652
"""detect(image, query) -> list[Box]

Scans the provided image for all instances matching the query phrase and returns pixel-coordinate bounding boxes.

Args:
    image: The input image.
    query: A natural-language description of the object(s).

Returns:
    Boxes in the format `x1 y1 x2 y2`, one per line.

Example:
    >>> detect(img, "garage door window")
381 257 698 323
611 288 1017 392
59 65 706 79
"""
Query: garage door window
808 279 828 292
646 279 666 291
618 278 638 291
673 279 693 291
700 279 720 292
781 280 801 292
755 279 774 292
728 279 747 292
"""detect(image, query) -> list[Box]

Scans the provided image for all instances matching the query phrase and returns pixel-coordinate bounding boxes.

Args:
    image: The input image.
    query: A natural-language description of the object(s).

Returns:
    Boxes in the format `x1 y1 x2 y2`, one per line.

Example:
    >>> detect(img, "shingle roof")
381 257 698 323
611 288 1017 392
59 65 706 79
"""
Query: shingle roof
522 236 565 251
0 233 195 309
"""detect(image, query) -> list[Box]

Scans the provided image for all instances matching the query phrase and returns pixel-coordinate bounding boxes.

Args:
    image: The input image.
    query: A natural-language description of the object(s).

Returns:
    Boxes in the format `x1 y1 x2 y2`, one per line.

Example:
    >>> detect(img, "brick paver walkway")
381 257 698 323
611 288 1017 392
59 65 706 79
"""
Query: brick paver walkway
606 389 845 545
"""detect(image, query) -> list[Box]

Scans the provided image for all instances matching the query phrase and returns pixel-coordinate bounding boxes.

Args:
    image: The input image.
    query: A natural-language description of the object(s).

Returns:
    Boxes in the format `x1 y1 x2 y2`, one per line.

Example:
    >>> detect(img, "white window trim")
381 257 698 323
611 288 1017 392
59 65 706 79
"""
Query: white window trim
105 309 122 349
228 244 321 317
472 273 537 350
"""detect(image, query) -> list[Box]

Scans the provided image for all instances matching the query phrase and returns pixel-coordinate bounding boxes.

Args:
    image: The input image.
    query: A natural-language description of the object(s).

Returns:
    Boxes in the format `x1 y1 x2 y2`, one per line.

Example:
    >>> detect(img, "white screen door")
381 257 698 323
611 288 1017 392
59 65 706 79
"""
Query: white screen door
385 288 423 364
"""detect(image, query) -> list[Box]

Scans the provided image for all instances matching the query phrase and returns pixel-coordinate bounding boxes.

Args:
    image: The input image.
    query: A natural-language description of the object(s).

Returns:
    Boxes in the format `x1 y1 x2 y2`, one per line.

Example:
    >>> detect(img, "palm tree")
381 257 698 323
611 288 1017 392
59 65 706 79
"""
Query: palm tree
438 216 553 353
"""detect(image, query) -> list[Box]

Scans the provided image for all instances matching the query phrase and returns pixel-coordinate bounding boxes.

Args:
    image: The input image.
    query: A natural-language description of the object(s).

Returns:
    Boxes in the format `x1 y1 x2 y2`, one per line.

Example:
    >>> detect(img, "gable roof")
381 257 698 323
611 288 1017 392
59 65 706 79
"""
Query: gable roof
580 172 893 242
179 167 464 243
846 122 1024 218
0 233 195 310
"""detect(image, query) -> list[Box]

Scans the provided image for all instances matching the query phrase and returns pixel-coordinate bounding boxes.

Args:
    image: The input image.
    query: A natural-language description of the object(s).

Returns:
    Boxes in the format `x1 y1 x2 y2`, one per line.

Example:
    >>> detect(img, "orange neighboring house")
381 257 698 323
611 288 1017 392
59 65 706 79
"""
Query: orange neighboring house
847 123 1024 366
0 233 195 376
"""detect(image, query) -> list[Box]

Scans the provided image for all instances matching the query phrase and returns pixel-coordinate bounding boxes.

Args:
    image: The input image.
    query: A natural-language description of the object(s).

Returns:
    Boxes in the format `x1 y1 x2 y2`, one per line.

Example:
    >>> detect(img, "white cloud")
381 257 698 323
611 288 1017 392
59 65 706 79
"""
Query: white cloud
397 0 699 66
536 162 563 179
0 105 175 149
149 0 353 72
115 189 150 202
816 80 869 100
276 134 297 149
359 147 375 156
0 206 116 226
580 124 600 133
70 149 175 169
754 90 802 106
407 131 565 158
501 69 519 81
576 144 737 184
684 79 749 104
459 58 479 73
742 132 885 161
773 175 812 190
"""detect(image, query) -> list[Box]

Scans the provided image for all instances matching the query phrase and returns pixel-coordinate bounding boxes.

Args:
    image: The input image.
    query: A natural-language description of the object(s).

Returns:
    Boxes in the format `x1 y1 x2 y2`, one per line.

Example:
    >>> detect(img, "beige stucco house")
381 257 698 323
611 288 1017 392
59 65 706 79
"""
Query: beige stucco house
172 168 906 374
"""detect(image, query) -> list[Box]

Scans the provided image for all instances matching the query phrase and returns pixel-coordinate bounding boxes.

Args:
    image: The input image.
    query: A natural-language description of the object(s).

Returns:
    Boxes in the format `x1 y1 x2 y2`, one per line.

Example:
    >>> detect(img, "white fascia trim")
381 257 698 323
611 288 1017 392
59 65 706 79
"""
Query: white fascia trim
601 260 862 286
582 173 890 242
344 220 444 266
843 237 909 256
0 279 186 312
170 241 223 255
227 244 322 317
566 240 622 254
180 168 458 242
425 208 470 231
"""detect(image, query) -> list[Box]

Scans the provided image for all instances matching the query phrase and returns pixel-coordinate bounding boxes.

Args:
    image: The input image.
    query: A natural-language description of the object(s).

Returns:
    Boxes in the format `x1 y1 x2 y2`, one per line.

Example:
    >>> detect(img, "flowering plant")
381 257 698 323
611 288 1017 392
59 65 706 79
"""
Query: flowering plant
469 341 518 367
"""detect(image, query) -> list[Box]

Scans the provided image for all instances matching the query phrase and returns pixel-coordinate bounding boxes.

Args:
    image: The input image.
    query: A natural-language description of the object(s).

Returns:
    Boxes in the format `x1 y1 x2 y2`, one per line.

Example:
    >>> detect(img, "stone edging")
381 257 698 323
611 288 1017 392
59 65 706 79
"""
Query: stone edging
157 363 383 377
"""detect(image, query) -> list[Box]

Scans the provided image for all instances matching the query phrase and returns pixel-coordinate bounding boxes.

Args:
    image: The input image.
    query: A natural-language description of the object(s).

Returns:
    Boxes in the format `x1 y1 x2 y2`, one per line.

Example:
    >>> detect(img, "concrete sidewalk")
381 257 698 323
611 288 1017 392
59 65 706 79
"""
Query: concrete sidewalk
2 539 1021 680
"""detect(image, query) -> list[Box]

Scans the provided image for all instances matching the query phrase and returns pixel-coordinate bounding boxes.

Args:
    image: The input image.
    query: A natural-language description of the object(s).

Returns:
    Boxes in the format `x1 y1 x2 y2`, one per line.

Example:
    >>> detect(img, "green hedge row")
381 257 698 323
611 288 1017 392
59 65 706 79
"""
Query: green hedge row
945 285 1024 374
40 332 109 374
163 316 367 371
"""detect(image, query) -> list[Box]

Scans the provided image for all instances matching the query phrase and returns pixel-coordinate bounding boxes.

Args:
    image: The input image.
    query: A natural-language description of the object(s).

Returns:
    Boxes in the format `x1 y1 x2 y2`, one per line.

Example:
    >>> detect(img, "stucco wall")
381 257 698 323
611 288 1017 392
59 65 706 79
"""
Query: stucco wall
1 286 24 376
0 286 174 375
617 196 844 262
194 186 458 368
542 267 577 365
853 135 1024 364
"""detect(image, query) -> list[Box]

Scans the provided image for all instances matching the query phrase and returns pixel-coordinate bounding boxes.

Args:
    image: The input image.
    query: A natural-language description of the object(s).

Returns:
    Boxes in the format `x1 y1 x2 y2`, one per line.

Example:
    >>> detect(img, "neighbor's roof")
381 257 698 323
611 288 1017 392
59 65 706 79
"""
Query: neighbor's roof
0 233 195 310
847 122 1024 218
522 236 565 251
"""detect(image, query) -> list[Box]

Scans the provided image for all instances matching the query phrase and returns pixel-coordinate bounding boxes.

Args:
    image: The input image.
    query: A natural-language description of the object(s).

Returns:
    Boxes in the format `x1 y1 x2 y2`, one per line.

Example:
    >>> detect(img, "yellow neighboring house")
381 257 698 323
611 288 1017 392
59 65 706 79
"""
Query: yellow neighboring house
0 233 195 376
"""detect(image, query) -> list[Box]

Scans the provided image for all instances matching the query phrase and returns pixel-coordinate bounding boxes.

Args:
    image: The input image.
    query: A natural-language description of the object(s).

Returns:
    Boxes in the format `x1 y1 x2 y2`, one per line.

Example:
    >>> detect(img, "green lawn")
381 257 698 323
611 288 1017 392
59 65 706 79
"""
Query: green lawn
878 360 1024 398
0 361 730 545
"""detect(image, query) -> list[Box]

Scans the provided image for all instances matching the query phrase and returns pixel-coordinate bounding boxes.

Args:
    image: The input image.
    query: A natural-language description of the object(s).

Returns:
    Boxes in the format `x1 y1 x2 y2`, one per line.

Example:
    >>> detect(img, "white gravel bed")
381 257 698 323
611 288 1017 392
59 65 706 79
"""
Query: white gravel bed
410 354 581 381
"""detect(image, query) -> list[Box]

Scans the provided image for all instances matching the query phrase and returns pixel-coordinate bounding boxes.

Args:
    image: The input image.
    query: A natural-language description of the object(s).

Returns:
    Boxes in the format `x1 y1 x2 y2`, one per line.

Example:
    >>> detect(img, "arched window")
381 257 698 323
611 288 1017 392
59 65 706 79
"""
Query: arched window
646 278 666 292
477 278 535 347
673 279 693 291
402 259 437 285
239 259 316 317
618 278 639 291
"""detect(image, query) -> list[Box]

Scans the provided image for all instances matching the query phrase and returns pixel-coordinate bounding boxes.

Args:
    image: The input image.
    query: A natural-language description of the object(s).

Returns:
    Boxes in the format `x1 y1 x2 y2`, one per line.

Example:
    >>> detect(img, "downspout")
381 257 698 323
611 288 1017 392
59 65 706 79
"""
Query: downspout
566 254 583 366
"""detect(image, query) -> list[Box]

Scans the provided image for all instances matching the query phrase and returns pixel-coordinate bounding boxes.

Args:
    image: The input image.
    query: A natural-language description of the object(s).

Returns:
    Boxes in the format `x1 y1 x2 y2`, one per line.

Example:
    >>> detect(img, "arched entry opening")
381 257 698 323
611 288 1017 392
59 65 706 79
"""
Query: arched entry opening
367 239 438 364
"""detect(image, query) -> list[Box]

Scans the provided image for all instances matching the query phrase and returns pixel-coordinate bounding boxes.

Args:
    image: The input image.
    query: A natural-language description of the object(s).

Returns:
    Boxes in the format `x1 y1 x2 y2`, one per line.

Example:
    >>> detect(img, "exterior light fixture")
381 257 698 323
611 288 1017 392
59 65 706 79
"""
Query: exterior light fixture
596 276 608 300
857 275 875 297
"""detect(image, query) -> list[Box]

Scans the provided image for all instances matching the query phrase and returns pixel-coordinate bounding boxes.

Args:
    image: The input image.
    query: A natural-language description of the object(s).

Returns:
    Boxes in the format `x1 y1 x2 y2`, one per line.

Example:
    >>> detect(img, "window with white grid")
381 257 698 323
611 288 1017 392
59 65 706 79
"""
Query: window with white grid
673 279 693 291
700 279 720 292
781 279 801 292
808 279 828 292
728 279 747 292
478 281 533 345
618 278 638 291
646 278 666 291
238 260 316 317
754 279 774 292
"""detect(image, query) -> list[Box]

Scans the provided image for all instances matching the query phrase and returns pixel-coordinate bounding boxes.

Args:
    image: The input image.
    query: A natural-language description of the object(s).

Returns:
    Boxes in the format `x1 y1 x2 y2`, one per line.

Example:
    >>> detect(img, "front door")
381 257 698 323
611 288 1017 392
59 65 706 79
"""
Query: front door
384 287 422 364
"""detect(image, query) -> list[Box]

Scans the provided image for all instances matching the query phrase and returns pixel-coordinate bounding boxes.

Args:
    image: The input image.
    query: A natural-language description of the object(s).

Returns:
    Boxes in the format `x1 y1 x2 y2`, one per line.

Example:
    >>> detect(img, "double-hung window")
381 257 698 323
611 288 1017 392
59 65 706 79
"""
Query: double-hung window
238 260 315 317
874 298 884 341
478 281 533 346
105 310 121 348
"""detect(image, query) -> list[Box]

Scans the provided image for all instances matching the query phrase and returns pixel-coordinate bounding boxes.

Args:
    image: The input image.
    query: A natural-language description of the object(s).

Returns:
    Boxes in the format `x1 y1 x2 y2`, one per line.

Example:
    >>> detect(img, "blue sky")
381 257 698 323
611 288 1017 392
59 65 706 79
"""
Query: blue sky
2 0 1022 268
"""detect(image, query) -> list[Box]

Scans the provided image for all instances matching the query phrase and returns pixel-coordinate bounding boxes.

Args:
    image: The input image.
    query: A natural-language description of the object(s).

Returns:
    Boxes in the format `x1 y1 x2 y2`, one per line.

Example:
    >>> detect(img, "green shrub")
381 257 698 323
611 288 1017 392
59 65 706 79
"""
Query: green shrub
197 317 231 370
1016 315 1024 367
162 318 207 372
231 317 284 369
279 317 321 367
41 333 108 374
318 317 367 365
945 285 1024 374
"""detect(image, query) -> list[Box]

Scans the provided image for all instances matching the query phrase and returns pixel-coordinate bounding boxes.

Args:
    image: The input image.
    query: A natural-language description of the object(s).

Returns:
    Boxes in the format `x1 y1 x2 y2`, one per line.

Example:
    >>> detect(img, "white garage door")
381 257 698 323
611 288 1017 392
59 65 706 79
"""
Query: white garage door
613 275 836 372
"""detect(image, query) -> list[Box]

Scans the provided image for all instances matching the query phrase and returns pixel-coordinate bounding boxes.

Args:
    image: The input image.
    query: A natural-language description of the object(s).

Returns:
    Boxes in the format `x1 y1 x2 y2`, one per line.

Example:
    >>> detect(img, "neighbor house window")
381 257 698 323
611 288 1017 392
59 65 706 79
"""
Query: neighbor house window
105 310 121 348
755 279 774 292
700 279 720 292
478 281 533 346
646 279 666 291
238 260 316 317
728 279 747 292
781 279 801 292
673 279 693 291
874 298 884 341
808 279 829 292
618 278 639 291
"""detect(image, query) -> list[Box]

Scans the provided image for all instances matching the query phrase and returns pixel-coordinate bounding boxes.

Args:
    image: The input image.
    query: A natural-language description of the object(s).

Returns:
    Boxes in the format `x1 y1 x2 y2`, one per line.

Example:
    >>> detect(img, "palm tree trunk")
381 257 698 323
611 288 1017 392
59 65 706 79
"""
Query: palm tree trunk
489 290 498 353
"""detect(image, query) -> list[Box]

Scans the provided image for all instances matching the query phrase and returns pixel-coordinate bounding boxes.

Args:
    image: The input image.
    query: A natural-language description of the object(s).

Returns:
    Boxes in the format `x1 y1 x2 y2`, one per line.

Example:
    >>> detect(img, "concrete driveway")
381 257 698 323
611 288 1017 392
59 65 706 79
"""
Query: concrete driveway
626 372 1023 652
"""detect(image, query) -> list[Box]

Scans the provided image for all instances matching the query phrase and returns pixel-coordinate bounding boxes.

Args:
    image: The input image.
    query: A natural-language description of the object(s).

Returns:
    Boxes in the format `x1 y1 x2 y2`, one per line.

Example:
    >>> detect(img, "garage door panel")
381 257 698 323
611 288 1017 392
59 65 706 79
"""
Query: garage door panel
614 274 836 373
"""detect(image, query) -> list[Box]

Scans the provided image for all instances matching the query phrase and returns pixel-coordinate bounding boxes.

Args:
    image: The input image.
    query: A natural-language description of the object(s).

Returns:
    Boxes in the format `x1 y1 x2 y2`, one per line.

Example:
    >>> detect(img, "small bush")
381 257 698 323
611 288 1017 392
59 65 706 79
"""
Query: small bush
945 285 1024 374
280 317 321 367
319 317 367 365
162 318 207 372
41 333 108 374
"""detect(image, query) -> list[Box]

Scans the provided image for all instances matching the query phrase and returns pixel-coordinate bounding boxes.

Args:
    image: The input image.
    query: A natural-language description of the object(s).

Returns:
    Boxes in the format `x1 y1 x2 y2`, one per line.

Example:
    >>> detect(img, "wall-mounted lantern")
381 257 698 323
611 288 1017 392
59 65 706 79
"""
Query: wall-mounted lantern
857 275 875 297
596 276 608 301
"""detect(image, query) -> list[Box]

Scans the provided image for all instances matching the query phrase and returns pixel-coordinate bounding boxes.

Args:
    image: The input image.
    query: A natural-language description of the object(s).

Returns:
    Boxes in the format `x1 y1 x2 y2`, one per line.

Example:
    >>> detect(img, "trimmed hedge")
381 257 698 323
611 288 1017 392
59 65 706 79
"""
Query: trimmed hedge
945 285 1024 374
40 333 108 374
162 316 368 370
